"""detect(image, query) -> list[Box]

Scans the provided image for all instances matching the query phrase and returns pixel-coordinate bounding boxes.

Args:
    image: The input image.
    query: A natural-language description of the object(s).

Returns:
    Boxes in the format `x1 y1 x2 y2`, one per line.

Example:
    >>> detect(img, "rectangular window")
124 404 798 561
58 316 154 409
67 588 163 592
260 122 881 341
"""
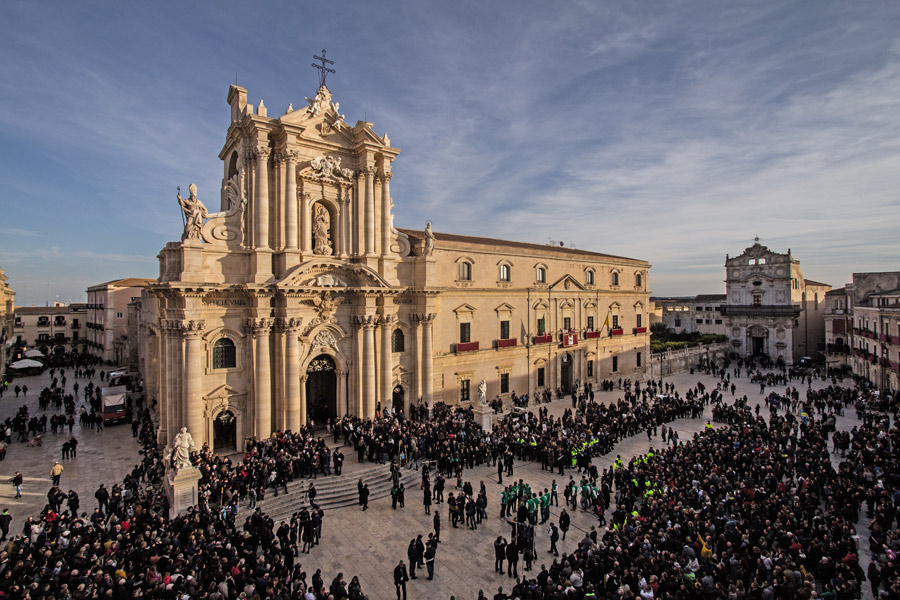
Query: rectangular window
587 360 594 378
715 319 722 324
116 312 124 319
55 333 64 340
636 352 642 367
696 319 703 324
705 319 711 324
72 332 79 341
753 296 762 306
500 320 510 340
500 373 509 394
563 317 572 331
537 367 545 387
537 317 546 336
612 315 619 329
460 379 470 402
674 319 681 327
459 322 471 344
587 316 594 330
636 314 642 328
612 355 618 373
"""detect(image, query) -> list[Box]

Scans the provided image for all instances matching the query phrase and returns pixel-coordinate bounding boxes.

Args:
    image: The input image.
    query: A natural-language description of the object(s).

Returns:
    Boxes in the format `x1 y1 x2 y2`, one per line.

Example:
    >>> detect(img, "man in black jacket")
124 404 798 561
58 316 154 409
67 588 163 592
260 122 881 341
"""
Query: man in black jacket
393 560 409 600
407 539 418 579
494 536 506 573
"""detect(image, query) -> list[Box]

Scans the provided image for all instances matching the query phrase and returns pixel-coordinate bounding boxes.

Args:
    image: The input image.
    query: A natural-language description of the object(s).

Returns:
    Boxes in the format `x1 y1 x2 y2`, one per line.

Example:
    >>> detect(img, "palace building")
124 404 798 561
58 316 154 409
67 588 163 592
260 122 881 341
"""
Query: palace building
140 80 650 452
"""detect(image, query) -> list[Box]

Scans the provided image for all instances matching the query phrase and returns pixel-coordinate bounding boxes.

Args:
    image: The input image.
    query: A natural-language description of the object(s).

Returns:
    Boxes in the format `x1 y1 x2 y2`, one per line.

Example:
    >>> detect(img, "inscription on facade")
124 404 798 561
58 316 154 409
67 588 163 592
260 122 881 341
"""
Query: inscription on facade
203 298 247 307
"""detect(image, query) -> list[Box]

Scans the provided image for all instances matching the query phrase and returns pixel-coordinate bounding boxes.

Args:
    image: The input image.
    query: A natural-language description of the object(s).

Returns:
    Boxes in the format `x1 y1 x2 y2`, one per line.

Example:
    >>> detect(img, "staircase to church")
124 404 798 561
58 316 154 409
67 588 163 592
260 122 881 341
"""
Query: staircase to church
253 462 420 523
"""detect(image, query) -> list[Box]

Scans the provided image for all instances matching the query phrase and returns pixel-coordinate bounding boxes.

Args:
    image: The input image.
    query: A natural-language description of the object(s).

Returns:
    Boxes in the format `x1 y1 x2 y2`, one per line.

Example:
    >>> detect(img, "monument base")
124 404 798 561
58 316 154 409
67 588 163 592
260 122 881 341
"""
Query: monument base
165 465 201 519
473 403 493 432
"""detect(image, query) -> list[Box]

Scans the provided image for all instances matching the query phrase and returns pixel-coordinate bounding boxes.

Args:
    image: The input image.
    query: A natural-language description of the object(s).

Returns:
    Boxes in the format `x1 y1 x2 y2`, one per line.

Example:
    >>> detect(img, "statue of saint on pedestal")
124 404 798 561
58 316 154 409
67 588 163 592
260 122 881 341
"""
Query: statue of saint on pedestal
177 183 208 242
170 427 196 472
477 379 488 405
313 206 333 255
423 221 435 256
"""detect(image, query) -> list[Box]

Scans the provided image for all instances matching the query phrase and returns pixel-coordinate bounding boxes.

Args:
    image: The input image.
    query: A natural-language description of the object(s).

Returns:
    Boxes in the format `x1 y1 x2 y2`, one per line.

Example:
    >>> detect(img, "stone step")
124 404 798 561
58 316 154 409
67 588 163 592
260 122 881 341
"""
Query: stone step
253 464 421 522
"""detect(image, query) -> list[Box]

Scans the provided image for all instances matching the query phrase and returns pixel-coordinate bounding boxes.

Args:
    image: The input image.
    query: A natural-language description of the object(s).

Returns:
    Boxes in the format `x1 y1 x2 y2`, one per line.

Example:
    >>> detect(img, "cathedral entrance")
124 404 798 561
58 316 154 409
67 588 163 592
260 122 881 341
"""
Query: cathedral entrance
560 353 573 393
392 385 404 414
306 354 337 423
752 336 765 356
213 410 236 452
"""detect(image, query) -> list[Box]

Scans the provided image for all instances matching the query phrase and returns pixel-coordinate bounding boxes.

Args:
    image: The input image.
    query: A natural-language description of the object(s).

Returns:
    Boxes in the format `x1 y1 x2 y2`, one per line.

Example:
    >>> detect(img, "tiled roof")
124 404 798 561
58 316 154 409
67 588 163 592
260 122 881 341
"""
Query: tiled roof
88 277 156 290
803 279 831 288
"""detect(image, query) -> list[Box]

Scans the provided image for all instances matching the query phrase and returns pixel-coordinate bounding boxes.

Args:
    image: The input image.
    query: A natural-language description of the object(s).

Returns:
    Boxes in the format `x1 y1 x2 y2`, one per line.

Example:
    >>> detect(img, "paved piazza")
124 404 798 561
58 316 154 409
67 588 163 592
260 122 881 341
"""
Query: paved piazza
0 366 876 599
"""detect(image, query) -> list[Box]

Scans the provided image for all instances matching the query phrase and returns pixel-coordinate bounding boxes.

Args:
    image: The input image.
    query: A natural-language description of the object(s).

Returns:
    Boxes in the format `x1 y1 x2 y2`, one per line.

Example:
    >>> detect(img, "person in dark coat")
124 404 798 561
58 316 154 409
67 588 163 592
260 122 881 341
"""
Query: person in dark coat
433 511 441 542
494 536 506 573
407 540 418 579
559 508 570 540
359 483 369 511
393 560 409 600
505 541 518 578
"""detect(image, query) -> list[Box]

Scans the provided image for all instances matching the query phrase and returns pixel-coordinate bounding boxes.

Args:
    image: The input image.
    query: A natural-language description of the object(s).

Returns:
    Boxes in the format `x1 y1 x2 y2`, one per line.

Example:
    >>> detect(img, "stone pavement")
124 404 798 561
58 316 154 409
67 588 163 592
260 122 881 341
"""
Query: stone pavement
0 367 875 600
0 368 142 528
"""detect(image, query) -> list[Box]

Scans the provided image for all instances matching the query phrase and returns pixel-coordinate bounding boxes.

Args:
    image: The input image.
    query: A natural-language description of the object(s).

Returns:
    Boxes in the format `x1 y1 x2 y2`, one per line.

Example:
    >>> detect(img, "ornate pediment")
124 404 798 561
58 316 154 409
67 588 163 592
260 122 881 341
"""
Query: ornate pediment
277 259 392 290
202 384 247 418
550 275 585 291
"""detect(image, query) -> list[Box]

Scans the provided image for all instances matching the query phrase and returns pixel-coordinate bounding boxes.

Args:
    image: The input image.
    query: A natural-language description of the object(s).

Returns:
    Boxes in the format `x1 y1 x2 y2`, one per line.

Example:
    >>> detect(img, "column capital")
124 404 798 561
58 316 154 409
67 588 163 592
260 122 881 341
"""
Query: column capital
255 146 272 160
414 313 437 324
360 166 376 176
353 314 378 328
277 316 304 332
183 319 206 337
378 172 393 182
244 317 273 334
379 313 397 326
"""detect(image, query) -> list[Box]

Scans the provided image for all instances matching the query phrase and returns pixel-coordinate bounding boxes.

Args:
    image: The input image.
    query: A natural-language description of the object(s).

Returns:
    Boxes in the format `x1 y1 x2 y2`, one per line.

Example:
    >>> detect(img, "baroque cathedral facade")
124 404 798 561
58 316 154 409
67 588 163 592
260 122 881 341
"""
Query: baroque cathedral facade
140 82 651 452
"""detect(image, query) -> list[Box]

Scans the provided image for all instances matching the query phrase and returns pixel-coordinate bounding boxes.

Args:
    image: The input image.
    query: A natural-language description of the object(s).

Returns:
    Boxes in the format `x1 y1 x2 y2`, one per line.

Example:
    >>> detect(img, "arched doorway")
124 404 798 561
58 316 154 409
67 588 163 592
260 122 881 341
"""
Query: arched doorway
213 410 236 452
560 352 573 393
306 354 337 423
392 384 404 414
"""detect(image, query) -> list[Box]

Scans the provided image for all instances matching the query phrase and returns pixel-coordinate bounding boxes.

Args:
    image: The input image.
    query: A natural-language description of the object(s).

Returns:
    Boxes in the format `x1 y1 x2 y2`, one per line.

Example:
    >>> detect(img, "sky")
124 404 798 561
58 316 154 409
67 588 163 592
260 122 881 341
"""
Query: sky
1 1 899 306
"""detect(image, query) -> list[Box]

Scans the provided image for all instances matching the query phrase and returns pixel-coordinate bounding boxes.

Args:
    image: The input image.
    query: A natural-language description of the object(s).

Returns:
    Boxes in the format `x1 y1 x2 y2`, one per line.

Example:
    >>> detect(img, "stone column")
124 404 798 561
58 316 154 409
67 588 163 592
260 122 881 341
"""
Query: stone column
421 313 435 411
380 173 392 257
284 151 298 249
380 314 395 410
156 328 167 446
338 185 350 258
300 190 312 253
249 318 272 439
360 316 377 417
183 320 205 446
163 322 177 443
338 370 348 417
363 167 375 256
284 318 302 433
254 146 271 249
299 375 308 427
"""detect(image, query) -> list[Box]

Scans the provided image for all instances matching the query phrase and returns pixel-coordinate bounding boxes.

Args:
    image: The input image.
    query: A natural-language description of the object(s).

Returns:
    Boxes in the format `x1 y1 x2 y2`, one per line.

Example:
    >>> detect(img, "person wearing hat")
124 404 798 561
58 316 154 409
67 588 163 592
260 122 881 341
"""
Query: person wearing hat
50 461 64 486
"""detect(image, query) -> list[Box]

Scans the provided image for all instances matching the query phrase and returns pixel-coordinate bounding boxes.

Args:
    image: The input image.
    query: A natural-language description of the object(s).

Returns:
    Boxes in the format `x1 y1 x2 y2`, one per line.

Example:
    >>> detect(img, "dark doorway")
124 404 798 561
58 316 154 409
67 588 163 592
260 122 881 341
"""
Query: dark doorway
306 354 337 424
392 384 404 414
213 410 236 452
752 336 765 356
560 353 573 393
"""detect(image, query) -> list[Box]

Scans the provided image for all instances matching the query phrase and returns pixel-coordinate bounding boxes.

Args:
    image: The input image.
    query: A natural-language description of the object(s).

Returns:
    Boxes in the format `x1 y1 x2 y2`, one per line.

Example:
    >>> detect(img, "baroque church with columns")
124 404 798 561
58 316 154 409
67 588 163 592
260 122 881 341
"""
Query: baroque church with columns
140 80 651 452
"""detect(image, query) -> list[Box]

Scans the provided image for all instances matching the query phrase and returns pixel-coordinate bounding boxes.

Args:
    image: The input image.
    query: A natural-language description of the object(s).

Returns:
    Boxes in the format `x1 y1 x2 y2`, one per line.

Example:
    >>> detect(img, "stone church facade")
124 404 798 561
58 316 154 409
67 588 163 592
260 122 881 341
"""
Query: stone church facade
721 241 829 364
141 83 651 452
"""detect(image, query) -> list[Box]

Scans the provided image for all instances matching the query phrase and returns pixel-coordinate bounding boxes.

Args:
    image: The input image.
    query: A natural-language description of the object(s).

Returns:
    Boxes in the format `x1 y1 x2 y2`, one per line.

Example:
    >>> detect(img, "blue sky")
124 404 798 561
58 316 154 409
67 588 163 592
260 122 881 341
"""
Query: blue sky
2 1 899 306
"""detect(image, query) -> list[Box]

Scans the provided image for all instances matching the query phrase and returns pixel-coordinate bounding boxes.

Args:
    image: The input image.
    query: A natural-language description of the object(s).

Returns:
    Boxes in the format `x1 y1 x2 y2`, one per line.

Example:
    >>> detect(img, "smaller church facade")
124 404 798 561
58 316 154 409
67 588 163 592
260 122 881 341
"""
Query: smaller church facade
721 242 829 364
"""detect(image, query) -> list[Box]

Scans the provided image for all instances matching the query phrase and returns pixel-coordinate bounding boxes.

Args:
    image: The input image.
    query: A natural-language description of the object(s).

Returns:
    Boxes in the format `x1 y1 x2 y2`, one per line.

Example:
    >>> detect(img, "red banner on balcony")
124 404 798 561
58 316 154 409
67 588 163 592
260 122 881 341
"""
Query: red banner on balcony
562 333 578 347
584 330 601 339
611 328 624 336
496 338 517 348
633 327 647 334
533 335 552 344
456 341 479 352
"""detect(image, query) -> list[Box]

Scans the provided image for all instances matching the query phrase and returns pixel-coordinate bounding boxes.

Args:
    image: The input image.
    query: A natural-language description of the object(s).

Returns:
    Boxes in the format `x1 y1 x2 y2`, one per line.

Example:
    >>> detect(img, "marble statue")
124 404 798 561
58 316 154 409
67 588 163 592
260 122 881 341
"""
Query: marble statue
313 206 333 255
423 221 435 256
170 427 195 472
177 184 208 242
477 379 488 405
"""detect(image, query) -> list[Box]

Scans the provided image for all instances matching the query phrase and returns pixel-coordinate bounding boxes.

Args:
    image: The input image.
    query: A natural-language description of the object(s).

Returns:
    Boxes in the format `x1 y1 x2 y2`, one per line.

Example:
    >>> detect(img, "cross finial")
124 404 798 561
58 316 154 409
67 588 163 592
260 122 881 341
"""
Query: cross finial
754 235 760 243
312 49 335 88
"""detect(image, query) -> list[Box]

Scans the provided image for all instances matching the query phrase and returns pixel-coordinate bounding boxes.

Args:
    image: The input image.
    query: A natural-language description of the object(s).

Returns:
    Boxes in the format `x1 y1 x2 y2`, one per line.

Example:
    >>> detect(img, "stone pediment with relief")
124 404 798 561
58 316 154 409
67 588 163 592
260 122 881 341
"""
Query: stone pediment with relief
550 275 585 291
277 259 392 290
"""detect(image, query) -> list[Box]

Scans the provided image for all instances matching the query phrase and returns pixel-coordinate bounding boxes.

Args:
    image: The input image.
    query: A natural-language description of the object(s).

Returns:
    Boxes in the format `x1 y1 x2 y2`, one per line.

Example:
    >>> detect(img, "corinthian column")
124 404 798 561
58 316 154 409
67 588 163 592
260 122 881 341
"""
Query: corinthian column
284 318 302 432
255 146 271 249
248 318 273 439
380 173 392 257
363 167 375 256
380 314 395 410
300 190 312 253
421 313 435 411
359 316 377 417
284 151 298 249
183 320 205 446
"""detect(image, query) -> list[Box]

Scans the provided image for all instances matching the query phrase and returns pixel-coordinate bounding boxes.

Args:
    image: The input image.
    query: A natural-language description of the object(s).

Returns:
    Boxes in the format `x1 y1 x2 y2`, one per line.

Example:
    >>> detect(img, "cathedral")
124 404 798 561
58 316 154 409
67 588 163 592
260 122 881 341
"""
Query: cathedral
140 79 651 452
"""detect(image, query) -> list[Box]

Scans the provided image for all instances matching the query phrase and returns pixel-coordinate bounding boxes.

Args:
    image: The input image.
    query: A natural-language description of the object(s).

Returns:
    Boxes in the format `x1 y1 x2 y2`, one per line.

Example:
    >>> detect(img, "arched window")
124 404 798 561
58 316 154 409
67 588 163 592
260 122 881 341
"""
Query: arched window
611 272 619 286
212 338 236 369
391 328 405 353
536 266 546 284
635 273 642 288
586 270 594 285
499 264 511 282
459 261 472 281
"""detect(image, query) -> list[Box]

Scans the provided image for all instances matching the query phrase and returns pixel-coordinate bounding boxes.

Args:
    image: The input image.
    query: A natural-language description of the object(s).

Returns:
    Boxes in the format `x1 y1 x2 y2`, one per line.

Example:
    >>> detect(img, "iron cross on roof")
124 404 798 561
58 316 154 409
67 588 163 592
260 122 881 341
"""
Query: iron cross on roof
312 49 335 88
